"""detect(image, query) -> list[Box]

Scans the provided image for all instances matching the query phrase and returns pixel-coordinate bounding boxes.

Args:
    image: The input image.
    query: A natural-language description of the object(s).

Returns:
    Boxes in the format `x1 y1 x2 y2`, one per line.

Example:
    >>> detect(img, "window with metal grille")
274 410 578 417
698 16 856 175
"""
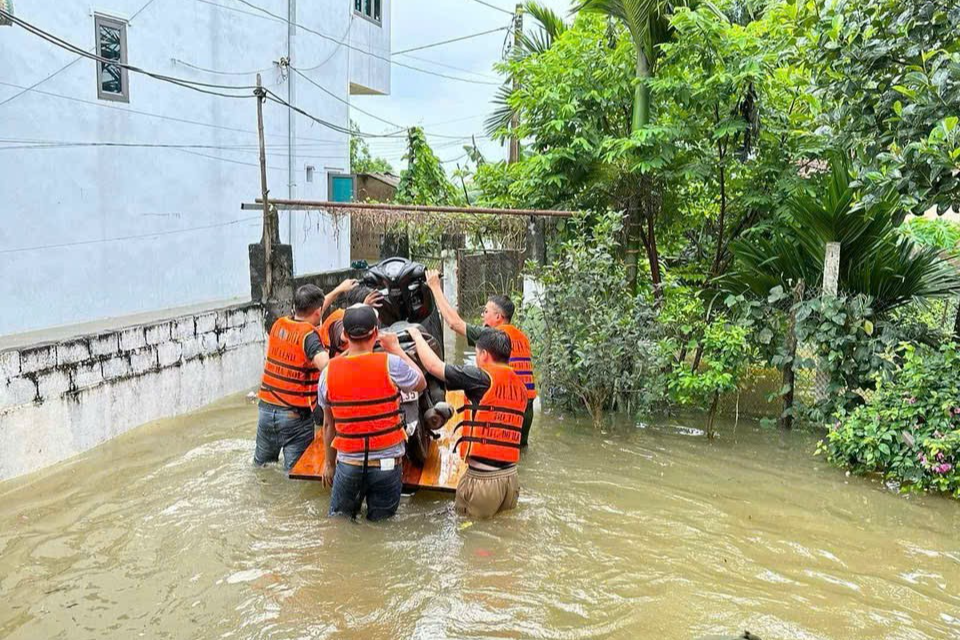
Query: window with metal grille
95 14 128 102
0 0 14 27
353 0 382 24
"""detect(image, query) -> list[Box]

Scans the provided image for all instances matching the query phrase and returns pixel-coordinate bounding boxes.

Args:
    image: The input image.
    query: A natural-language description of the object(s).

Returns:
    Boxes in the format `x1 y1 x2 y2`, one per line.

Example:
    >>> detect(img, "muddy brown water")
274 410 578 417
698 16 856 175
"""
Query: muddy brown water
1 397 959 639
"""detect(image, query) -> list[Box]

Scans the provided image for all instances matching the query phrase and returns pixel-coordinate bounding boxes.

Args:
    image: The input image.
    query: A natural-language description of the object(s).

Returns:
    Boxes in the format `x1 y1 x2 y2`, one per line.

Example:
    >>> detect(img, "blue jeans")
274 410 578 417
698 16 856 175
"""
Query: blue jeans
254 402 315 472
329 461 402 521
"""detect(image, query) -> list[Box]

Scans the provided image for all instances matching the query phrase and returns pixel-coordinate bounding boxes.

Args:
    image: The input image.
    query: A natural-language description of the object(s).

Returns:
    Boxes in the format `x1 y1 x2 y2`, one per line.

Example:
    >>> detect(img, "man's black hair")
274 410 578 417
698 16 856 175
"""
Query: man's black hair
475 329 512 363
294 284 325 316
344 284 373 306
322 284 373 320
488 294 515 322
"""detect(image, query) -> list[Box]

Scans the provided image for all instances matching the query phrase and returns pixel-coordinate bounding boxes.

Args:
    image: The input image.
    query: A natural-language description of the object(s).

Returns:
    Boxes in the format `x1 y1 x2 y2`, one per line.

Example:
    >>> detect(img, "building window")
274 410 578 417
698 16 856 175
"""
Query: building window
305 166 315 183
353 0 382 24
95 14 128 102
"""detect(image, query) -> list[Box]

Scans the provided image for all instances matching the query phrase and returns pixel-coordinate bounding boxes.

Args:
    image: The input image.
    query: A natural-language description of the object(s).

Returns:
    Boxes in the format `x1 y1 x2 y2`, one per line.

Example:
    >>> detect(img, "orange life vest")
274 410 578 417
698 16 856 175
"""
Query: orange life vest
327 352 406 454
319 308 344 351
258 316 320 410
455 363 527 464
499 324 537 400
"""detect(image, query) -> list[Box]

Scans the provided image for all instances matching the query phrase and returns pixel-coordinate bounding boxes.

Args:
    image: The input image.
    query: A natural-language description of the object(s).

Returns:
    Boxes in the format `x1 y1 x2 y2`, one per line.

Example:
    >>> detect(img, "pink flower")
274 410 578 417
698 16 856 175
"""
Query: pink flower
906 397 917 405
953 407 960 415
934 463 953 475
936 452 946 462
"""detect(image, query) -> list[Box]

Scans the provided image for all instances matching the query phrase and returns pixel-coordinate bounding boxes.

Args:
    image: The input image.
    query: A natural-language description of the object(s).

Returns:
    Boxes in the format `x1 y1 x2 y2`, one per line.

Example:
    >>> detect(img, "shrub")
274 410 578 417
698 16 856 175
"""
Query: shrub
820 342 960 497
527 211 668 426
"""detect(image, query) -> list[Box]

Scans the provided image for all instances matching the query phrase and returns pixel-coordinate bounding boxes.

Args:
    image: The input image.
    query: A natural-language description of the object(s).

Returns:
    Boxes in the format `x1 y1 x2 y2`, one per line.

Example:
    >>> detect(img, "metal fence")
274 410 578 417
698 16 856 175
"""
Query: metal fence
456 250 525 317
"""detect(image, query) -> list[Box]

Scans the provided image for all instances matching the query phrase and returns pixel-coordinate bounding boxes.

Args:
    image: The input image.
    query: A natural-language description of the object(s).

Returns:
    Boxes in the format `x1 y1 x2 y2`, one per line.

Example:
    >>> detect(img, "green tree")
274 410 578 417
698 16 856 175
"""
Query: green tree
349 122 395 175
395 127 463 206
813 0 960 216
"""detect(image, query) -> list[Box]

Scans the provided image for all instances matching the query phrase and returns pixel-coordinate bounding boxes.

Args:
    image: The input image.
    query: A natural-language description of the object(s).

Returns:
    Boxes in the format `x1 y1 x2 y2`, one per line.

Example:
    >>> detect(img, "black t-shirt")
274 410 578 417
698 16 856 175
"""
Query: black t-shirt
443 364 490 404
303 331 322 361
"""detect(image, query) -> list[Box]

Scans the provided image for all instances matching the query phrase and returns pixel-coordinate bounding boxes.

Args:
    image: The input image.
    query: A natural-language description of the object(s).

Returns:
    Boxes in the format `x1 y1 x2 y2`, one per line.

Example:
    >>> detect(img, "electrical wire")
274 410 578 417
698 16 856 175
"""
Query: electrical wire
171 58 275 77
0 0 163 108
464 0 515 16
194 0 285 23
0 216 262 255
392 26 509 56
0 80 347 145
1 10 257 98
290 67 402 129
395 52 500 81
225 0 501 85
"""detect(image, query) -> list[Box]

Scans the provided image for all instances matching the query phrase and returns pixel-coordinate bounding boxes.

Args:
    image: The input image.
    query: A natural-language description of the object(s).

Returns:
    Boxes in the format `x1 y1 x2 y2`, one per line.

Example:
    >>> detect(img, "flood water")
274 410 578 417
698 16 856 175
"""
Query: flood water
1 398 959 639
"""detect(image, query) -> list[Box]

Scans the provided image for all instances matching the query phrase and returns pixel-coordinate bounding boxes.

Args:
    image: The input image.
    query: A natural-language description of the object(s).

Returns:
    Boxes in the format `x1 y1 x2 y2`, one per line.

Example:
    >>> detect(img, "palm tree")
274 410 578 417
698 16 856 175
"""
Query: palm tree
576 0 681 297
727 154 960 313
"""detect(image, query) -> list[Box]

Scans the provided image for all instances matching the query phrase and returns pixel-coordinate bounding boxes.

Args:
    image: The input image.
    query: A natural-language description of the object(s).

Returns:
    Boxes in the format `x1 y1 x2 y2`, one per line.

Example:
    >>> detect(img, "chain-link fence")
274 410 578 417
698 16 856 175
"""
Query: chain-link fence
457 250 525 317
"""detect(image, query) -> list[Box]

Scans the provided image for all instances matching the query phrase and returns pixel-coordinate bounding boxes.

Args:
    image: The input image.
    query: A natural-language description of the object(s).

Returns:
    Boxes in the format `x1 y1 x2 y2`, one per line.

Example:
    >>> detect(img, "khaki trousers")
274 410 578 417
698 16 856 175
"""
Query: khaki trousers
454 465 519 519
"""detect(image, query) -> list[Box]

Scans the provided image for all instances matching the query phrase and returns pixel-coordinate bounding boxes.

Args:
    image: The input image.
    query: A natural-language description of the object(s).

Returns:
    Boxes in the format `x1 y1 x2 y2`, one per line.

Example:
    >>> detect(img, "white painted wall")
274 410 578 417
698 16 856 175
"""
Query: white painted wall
0 0 392 337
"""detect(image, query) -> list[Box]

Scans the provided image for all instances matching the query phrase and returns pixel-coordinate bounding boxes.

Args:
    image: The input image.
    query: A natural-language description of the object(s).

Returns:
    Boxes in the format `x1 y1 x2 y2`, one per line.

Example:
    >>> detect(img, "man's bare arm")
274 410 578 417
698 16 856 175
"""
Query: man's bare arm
320 278 358 317
322 407 336 486
426 270 467 336
379 332 427 392
312 352 329 371
407 327 446 381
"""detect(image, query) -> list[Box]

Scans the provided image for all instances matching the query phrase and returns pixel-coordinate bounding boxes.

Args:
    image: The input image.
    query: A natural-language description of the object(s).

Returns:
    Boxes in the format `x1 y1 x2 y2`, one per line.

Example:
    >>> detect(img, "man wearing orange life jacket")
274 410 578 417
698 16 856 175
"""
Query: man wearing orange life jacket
408 326 526 519
425 270 537 447
318 304 426 521
255 280 356 471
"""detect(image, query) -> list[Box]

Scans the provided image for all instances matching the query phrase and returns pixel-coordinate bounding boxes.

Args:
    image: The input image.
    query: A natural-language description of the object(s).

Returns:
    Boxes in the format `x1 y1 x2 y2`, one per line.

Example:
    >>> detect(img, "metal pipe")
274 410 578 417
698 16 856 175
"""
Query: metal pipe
243 199 577 218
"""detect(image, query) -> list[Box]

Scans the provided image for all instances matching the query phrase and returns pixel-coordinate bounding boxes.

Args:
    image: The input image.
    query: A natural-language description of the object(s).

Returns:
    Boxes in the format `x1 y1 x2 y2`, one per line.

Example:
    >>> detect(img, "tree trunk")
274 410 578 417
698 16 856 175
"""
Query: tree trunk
624 48 653 294
705 391 720 439
624 196 642 293
778 280 806 430
954 296 960 339
645 202 663 304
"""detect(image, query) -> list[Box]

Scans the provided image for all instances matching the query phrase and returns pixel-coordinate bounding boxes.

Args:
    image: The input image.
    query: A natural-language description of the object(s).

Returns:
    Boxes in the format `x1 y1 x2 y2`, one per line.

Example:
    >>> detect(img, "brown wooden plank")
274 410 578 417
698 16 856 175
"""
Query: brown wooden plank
289 390 467 494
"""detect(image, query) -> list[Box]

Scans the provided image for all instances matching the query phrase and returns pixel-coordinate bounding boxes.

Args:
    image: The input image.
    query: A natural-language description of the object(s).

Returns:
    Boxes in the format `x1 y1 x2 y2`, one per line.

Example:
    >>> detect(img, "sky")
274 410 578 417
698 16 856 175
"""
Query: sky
352 0 573 173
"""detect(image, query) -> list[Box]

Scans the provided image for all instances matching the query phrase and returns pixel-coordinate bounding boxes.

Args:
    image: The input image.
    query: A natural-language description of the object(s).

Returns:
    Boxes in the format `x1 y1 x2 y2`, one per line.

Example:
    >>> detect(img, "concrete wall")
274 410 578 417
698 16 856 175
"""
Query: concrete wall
349 2 392 96
0 302 265 482
0 0 392 337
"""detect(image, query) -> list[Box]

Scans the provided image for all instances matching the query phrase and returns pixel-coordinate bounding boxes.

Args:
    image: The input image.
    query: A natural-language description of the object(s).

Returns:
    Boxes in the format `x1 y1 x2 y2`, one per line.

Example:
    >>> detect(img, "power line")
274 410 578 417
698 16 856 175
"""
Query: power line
464 0 515 16
0 0 163 108
1 10 257 99
0 80 347 145
395 52 499 81
290 67 402 129
392 26 509 56
171 58 275 77
194 0 285 23
0 216 261 255
225 0 501 86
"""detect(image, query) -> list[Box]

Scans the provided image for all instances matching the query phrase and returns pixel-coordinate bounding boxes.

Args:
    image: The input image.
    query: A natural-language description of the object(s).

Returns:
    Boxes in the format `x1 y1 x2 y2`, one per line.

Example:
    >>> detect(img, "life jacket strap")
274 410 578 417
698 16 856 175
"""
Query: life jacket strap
332 409 404 424
327 392 401 407
454 436 522 451
265 356 318 375
259 383 317 398
456 404 527 417
460 420 523 433
335 422 405 439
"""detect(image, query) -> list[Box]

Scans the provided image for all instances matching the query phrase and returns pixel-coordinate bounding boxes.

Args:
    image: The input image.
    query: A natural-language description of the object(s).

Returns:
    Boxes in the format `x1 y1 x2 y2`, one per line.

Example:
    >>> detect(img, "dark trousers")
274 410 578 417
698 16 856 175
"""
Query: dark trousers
520 399 534 447
329 461 402 521
254 402 314 472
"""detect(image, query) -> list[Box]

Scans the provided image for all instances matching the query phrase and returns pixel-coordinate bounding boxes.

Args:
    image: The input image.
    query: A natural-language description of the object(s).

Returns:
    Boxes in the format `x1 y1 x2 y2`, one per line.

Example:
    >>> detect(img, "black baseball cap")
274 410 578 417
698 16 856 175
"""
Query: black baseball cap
342 304 379 339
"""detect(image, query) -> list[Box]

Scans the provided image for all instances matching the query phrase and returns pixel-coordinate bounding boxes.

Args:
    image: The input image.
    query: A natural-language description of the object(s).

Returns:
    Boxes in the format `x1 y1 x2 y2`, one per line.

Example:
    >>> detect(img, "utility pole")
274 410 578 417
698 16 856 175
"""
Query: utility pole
508 3 523 165
255 73 273 301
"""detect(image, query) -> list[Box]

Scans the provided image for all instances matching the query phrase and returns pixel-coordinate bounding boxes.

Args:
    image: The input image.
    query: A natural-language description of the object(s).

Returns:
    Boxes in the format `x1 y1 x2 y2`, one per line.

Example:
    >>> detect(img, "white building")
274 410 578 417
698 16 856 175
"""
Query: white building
0 0 391 337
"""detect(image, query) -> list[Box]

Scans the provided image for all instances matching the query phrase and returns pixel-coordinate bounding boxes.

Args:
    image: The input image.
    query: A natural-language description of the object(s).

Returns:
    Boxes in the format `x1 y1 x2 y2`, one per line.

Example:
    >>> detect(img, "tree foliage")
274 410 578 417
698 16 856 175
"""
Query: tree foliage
349 122 394 175
813 0 960 216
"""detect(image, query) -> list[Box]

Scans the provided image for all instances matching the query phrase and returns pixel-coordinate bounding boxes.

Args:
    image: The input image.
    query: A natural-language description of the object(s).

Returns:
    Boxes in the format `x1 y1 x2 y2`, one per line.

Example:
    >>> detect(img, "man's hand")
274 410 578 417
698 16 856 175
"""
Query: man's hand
333 278 358 297
322 460 336 487
426 269 442 291
364 289 384 308
407 326 423 342
378 331 403 355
